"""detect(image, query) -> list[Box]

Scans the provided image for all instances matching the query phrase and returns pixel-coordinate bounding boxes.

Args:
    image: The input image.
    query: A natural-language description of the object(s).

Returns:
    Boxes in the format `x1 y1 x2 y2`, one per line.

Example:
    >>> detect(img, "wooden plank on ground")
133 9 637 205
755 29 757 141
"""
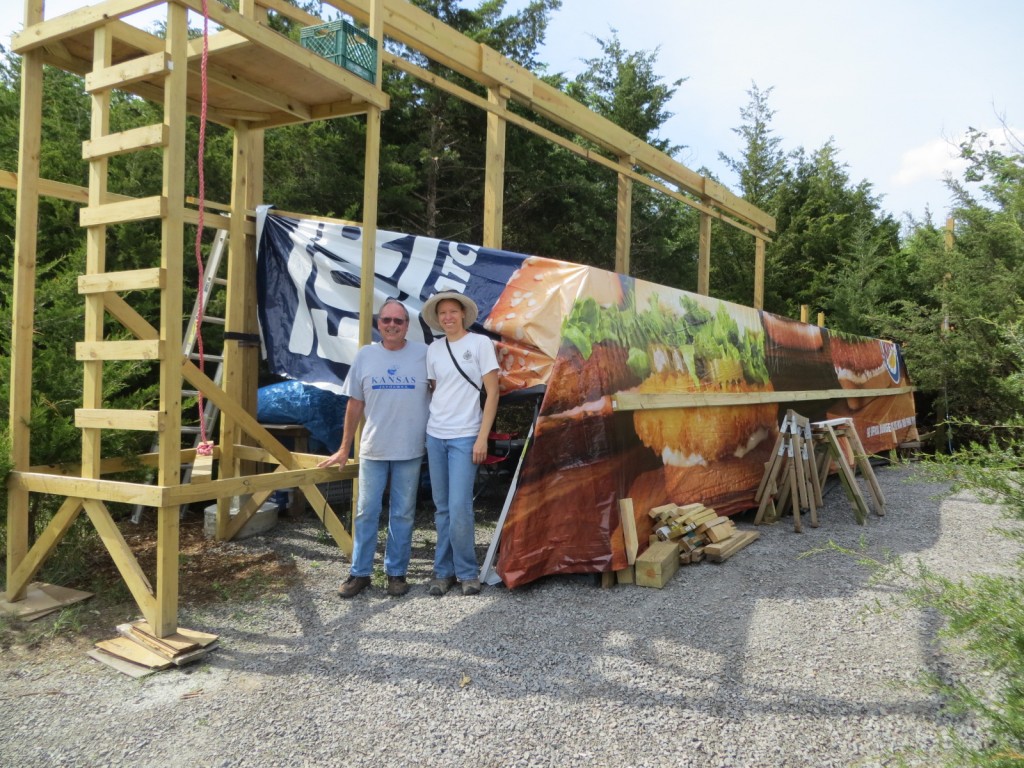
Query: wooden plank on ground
619 498 639 565
0 582 93 621
88 648 159 678
95 637 173 669
635 540 680 588
705 530 760 562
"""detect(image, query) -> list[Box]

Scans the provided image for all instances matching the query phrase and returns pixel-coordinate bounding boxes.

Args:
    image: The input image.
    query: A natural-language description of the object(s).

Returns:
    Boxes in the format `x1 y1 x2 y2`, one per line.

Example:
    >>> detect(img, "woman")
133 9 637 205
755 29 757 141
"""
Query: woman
421 290 500 596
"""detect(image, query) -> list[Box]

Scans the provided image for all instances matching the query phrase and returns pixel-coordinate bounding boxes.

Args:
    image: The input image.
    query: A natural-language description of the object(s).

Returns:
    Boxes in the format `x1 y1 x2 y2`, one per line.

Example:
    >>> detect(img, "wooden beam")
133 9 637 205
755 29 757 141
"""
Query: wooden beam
256 0 323 27
75 408 164 431
0 170 256 234
84 51 169 93
82 123 167 161
78 267 165 294
82 498 157 618
4 498 84 602
483 85 507 250
615 156 633 275
9 472 163 506
219 120 264 517
174 0 388 111
382 52 771 242
11 0 164 53
612 386 916 412
76 339 163 360
754 237 766 310
697 212 711 295
198 60 314 122
80 195 165 226
7 44 45 600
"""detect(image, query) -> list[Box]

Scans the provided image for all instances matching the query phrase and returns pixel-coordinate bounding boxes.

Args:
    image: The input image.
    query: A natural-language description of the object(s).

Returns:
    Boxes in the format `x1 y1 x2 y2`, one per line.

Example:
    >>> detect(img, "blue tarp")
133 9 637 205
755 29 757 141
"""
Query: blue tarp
256 380 347 454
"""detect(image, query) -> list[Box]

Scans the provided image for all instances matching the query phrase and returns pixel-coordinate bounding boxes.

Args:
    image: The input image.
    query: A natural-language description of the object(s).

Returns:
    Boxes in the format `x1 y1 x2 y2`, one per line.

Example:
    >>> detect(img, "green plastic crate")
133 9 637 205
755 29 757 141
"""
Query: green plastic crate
300 19 377 84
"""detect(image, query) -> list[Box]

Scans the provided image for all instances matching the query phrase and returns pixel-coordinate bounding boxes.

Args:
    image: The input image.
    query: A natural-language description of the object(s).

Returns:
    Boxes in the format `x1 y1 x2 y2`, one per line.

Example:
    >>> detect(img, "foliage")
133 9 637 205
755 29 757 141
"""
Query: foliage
718 82 786 212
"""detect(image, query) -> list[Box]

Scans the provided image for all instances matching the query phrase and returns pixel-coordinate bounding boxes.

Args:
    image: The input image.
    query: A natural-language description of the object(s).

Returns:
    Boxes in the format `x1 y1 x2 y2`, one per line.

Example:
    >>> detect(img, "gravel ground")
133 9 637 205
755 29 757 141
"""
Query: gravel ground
1 462 1018 768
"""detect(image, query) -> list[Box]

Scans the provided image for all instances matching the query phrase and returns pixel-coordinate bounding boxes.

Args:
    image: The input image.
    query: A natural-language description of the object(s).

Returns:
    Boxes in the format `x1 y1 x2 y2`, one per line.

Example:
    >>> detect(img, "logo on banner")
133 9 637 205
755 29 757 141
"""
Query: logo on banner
881 340 901 383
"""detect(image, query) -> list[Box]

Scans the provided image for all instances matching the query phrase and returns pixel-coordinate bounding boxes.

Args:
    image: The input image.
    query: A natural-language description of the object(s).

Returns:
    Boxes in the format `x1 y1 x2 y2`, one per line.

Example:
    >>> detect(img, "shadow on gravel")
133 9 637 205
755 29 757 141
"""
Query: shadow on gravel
188 463 965 728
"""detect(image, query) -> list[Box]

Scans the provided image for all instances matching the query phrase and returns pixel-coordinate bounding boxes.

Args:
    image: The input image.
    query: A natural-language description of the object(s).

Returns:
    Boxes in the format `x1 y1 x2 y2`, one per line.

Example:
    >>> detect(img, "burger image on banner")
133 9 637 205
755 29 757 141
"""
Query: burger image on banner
496 284 780 587
627 293 779 523
483 255 625 395
829 330 902 410
760 311 841 392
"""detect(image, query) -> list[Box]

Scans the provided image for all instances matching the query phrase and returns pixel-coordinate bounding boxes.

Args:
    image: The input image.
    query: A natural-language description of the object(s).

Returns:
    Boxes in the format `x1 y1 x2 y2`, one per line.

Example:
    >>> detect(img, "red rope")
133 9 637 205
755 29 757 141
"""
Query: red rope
194 0 212 457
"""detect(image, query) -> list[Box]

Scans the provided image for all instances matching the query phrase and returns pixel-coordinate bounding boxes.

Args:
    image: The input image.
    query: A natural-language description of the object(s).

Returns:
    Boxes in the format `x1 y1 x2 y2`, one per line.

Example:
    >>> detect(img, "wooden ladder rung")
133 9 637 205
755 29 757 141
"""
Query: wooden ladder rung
82 123 168 161
78 268 165 294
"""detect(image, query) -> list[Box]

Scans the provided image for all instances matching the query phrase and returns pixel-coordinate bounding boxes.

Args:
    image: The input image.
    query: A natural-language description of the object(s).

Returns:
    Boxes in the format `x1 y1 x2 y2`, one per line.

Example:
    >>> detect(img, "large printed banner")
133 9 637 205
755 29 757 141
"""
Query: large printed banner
257 210 919 588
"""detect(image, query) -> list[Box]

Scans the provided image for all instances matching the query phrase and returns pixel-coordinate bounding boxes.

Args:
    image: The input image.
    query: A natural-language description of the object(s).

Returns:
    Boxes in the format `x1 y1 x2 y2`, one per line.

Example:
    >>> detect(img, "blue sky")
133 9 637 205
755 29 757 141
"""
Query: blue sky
13 1 1021 223
509 0 1022 223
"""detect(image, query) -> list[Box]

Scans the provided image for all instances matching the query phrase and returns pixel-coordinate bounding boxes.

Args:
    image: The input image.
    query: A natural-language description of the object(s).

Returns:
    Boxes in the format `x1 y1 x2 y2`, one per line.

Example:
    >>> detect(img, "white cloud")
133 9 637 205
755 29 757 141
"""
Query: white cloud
892 137 967 187
893 126 1021 189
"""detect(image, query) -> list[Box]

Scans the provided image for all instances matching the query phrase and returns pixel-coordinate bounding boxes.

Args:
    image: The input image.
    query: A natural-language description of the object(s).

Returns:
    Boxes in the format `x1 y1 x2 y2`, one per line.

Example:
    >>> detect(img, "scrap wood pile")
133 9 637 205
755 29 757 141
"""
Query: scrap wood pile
613 498 760 589
754 410 885 531
90 620 219 678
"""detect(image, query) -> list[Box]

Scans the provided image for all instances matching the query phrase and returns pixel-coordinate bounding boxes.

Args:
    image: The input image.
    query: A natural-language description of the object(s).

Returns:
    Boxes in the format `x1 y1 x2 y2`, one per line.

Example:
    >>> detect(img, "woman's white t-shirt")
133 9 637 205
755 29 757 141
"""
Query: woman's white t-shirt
426 332 499 439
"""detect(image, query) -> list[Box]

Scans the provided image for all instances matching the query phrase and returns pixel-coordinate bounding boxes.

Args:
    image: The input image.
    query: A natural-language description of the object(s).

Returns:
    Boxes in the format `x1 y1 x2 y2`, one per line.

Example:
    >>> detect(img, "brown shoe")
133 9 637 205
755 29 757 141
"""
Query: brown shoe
460 579 481 596
427 576 457 596
338 574 371 598
386 575 409 597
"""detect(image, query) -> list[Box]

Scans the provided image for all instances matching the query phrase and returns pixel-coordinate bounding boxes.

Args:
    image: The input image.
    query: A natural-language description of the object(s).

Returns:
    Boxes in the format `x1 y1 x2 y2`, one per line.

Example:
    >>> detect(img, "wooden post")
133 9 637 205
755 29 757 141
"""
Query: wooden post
817 311 825 326
615 155 633 275
483 85 507 250
219 121 265 535
800 304 809 323
6 0 44 602
753 236 765 309
697 211 711 295
152 2 190 636
359 0 384 348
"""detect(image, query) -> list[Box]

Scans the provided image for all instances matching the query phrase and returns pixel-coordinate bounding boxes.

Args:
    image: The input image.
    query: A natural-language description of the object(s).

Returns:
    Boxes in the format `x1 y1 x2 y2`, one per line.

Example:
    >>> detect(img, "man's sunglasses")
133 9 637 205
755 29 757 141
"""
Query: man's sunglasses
378 317 407 326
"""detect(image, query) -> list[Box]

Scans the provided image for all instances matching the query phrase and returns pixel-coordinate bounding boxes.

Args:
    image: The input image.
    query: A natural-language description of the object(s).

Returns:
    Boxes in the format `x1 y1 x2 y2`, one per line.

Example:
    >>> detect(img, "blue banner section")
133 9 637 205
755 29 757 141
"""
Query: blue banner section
256 210 525 391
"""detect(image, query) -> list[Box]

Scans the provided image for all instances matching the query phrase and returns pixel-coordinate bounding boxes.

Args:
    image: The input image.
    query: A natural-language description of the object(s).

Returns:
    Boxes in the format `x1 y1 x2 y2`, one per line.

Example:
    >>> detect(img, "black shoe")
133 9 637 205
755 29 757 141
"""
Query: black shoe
386 575 409 597
427 576 457 596
338 575 371 598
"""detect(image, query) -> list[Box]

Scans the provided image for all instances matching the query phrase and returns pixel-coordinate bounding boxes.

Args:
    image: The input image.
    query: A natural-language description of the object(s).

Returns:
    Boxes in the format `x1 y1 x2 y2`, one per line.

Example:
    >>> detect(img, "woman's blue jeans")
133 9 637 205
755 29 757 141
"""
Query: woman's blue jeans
426 434 479 581
349 456 421 578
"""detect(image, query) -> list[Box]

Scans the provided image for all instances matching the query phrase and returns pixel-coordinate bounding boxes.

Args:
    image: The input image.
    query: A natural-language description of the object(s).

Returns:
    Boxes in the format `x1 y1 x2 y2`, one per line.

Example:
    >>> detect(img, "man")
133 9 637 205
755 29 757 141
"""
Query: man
318 298 429 598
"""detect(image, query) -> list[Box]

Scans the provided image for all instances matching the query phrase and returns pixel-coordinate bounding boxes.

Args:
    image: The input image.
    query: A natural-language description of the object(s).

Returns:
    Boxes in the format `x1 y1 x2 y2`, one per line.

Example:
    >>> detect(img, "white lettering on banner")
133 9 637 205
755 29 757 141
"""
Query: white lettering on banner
278 217 488 367
285 244 316 355
313 310 361 363
434 241 478 293
399 235 443 299
866 415 917 438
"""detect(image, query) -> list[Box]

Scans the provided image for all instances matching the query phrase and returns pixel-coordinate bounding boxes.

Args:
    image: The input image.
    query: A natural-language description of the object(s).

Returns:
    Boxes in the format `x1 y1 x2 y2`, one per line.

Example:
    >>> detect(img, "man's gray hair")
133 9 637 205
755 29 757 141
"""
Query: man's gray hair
379 297 410 322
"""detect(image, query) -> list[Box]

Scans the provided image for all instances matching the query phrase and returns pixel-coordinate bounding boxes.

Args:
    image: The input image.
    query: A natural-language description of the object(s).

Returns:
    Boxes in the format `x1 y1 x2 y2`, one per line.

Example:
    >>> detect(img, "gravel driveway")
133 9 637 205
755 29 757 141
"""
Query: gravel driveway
1 463 1015 767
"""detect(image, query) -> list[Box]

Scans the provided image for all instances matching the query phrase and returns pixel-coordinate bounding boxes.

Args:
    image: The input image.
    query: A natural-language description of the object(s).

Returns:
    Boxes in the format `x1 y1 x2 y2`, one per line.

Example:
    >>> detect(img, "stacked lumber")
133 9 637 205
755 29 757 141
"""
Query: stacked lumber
89 620 219 678
621 500 760 588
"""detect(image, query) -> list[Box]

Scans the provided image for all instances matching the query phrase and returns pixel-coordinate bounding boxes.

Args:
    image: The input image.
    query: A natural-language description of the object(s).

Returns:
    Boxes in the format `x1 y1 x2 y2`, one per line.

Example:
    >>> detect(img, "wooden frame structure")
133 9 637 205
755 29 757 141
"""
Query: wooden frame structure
6 0 776 637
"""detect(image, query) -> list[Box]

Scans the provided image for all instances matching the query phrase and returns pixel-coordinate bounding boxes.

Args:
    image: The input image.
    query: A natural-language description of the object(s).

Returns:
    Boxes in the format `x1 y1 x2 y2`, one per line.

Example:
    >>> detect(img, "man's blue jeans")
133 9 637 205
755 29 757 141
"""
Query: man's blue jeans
426 434 479 581
349 456 421 578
